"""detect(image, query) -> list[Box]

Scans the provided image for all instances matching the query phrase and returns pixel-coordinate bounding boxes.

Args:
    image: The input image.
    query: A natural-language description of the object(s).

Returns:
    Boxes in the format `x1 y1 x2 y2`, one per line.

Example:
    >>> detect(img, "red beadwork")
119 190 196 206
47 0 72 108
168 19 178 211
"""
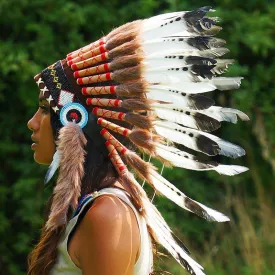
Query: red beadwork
82 87 88 95
69 112 79 121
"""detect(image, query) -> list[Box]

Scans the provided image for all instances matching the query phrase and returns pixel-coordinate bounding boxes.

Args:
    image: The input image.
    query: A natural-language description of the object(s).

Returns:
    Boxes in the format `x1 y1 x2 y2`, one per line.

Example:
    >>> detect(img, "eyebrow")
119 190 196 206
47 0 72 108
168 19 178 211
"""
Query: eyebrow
39 97 48 102
39 93 48 101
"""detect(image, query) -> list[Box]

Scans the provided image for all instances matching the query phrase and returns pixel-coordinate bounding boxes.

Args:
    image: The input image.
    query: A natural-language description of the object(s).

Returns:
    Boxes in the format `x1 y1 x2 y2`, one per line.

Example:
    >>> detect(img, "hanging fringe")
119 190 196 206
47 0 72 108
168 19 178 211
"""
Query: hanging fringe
46 123 87 231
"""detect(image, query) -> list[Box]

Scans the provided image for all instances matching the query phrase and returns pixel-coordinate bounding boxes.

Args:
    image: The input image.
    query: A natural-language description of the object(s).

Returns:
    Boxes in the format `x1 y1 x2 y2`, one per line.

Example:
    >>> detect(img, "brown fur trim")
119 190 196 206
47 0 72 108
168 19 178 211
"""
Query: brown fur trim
106 21 141 50
121 98 152 111
116 80 147 97
109 54 142 71
46 123 87 231
125 112 153 129
112 65 142 83
108 39 140 59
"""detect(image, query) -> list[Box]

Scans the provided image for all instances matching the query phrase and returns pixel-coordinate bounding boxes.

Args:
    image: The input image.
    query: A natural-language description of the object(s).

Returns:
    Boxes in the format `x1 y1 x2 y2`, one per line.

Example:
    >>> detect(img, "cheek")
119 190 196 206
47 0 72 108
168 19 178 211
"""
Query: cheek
34 114 56 165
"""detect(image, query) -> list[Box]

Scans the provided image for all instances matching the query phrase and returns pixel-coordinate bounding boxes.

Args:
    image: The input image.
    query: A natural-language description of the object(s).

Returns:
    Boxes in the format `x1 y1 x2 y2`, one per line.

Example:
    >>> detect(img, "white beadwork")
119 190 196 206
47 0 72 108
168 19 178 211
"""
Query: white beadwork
60 102 88 128
52 106 59 113
47 95 53 104
36 77 43 86
41 86 49 95
58 90 74 106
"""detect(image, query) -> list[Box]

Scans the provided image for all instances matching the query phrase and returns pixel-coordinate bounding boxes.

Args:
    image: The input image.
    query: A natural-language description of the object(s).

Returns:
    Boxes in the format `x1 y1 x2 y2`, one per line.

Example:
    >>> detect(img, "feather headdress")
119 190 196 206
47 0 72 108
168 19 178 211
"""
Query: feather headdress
34 6 248 274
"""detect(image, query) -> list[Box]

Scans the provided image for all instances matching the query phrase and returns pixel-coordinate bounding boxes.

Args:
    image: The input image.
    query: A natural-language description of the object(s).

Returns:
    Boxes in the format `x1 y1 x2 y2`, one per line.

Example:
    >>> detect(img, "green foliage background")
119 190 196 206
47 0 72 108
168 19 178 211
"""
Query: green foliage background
0 0 274 274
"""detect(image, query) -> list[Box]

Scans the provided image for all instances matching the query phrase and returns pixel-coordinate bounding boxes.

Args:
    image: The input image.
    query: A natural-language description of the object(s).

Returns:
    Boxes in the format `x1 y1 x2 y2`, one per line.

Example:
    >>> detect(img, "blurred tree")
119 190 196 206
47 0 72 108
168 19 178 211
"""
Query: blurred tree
0 0 274 274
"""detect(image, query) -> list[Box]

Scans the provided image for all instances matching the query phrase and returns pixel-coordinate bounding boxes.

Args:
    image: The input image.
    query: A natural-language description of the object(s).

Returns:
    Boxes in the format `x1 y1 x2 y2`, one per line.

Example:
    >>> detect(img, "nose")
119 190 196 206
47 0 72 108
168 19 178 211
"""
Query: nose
27 109 40 132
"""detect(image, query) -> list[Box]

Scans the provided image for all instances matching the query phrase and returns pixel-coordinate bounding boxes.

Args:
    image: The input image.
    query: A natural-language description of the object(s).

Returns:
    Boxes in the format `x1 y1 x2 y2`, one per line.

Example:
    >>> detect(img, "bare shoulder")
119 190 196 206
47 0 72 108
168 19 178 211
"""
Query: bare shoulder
75 194 140 275
87 194 132 224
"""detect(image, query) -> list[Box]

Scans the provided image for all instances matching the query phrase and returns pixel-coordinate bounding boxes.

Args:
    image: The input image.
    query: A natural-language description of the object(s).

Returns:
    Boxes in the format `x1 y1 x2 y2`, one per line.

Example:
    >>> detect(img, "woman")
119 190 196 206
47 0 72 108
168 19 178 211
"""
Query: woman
27 6 248 275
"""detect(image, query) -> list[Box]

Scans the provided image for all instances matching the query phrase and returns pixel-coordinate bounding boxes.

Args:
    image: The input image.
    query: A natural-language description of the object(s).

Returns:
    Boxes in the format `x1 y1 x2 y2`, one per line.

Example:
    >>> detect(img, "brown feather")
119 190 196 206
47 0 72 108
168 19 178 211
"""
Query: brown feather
112 65 142 83
129 129 160 154
116 80 147 97
109 39 140 59
125 112 153 129
121 98 152 111
106 21 140 50
122 150 156 182
110 54 142 71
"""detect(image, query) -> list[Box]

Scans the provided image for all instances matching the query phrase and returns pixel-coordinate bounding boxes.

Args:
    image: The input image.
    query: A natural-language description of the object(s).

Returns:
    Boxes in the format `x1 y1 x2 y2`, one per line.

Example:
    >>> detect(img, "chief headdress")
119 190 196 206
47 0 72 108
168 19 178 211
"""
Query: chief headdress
34 7 248 275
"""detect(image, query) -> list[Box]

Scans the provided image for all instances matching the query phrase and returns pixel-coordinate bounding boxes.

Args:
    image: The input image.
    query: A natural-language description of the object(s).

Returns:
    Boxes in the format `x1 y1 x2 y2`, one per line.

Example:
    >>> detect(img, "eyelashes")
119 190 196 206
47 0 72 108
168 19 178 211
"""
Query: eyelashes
39 105 50 114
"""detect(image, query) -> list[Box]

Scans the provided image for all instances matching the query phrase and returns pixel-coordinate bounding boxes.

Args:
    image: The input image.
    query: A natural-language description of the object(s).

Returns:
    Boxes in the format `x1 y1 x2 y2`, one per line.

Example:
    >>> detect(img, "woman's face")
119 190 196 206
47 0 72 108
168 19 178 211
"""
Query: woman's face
27 92 56 164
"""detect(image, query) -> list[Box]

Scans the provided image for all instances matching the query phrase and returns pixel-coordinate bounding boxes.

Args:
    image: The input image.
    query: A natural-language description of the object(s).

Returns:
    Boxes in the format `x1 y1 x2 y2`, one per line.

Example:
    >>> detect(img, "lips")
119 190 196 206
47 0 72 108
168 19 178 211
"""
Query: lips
31 135 39 150
31 135 38 144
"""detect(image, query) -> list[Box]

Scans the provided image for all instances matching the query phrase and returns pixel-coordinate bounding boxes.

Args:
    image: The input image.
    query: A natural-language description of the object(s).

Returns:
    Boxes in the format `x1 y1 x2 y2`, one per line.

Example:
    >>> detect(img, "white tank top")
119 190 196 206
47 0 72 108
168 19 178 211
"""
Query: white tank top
50 187 153 275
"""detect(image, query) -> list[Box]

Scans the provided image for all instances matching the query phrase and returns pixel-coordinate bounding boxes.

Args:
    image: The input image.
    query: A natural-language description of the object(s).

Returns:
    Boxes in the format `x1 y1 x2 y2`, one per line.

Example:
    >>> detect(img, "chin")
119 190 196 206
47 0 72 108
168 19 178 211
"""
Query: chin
34 152 52 165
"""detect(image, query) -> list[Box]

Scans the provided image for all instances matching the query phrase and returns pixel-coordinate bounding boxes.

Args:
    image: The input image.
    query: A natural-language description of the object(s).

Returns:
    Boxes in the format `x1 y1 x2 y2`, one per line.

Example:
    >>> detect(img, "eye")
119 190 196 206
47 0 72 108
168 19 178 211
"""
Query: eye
39 105 50 114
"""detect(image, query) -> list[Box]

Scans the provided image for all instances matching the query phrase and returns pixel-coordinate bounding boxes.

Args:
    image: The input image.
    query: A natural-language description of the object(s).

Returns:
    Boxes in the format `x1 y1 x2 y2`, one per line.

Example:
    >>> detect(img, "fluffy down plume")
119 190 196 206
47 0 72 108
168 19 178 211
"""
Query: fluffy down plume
46 123 87 231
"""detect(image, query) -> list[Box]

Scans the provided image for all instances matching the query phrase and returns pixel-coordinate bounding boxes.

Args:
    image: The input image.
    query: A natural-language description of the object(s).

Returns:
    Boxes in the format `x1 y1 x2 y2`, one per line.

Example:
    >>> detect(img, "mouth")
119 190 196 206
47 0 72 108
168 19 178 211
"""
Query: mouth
31 143 37 150
31 135 38 149
31 135 38 143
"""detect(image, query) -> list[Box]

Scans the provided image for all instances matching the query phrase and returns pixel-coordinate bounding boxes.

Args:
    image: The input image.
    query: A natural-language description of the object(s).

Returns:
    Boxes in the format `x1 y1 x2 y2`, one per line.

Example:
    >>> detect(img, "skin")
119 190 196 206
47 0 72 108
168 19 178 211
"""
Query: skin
27 92 56 164
27 93 140 274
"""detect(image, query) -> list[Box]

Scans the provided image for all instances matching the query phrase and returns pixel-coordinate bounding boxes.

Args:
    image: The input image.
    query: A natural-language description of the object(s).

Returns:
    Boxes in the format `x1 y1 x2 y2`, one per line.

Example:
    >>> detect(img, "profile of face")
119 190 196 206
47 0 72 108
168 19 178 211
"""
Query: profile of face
27 92 56 165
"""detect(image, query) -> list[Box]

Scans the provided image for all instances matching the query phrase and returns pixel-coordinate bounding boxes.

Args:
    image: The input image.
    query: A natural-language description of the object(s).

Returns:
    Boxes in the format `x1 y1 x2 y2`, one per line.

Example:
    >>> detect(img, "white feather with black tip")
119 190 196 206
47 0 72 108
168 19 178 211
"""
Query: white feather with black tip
142 198 205 275
155 143 248 176
142 36 227 54
143 55 217 69
199 106 250 123
152 106 221 132
148 169 230 222
144 66 243 92
154 120 246 158
141 7 219 40
147 87 214 110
